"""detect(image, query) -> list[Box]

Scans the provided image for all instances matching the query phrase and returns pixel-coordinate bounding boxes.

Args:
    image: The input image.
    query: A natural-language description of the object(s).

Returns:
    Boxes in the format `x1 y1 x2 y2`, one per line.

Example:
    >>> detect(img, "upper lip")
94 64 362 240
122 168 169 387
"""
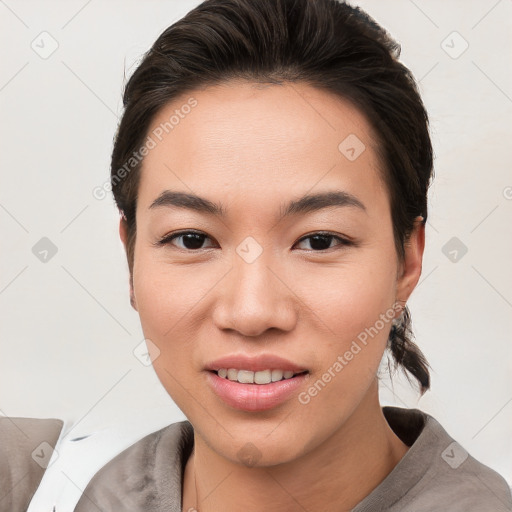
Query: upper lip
205 354 308 373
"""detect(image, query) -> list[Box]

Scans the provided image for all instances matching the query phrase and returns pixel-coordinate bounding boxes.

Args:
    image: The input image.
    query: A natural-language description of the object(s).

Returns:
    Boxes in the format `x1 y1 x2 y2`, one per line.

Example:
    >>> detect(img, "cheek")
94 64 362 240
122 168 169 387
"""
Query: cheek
296 250 398 396
294 263 397 423
133 244 210 339
301 252 397 343
132 247 226 399
133 257 204 413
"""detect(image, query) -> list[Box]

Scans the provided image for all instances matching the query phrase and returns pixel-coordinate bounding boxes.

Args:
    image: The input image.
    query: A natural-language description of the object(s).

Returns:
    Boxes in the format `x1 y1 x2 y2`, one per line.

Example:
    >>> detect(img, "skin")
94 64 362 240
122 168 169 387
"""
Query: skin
119 80 425 511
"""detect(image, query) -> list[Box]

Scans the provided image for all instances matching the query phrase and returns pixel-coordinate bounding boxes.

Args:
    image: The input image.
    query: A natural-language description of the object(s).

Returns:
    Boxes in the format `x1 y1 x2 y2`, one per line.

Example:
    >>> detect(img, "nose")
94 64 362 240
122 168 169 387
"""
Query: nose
212 252 297 338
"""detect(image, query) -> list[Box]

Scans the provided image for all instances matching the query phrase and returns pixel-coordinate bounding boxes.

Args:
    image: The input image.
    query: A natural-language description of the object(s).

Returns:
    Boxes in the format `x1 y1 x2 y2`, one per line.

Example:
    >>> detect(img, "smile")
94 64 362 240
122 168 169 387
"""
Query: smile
206 371 309 412
215 368 306 384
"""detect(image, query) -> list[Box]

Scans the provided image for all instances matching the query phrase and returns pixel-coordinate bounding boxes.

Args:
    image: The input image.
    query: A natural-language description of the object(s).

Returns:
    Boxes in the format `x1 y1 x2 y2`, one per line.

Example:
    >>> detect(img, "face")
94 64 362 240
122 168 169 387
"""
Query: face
121 80 423 466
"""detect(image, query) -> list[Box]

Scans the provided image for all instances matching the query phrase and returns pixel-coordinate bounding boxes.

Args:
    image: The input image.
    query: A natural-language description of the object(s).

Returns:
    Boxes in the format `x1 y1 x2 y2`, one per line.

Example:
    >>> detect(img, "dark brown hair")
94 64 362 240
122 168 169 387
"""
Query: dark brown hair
111 0 432 393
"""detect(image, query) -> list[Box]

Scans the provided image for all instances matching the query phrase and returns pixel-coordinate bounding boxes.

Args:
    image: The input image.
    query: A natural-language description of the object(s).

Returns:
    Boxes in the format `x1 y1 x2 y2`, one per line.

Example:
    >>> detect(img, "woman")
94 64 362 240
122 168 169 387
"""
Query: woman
74 0 512 510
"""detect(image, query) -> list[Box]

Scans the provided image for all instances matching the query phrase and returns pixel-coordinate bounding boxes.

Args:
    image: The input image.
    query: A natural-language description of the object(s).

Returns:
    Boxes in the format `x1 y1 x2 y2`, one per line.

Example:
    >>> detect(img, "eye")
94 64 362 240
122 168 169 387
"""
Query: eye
294 232 352 251
155 230 353 252
155 230 216 251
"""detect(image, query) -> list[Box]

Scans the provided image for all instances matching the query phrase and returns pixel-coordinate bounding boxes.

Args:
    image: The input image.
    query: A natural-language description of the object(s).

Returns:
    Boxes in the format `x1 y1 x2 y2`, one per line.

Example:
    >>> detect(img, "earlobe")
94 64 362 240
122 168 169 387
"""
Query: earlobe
396 217 425 304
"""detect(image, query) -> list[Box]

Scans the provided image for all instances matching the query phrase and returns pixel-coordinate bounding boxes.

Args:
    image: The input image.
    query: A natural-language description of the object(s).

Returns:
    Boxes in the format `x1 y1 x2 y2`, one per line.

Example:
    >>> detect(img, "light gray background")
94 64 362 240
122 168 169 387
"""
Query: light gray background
1 0 511 489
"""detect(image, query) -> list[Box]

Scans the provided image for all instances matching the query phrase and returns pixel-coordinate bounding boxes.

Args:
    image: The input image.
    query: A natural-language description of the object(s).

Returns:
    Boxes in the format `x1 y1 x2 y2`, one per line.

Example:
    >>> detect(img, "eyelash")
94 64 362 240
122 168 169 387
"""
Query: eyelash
154 230 354 252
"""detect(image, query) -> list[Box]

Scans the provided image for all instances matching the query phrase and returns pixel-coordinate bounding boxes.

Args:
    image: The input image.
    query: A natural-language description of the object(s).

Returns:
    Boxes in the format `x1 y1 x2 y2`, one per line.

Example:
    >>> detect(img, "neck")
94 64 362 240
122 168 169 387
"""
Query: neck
182 380 408 512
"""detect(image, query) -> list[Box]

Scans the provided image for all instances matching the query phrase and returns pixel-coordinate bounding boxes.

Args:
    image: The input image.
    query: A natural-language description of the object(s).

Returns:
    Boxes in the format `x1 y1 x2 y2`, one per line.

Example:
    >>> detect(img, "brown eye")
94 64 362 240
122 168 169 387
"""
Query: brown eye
294 232 352 251
156 231 216 251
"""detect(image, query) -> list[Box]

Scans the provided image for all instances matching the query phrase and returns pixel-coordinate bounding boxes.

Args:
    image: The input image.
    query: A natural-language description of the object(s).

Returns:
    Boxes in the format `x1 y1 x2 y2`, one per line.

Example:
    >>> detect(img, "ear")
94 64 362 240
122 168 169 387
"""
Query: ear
119 213 128 245
119 214 138 312
395 217 425 309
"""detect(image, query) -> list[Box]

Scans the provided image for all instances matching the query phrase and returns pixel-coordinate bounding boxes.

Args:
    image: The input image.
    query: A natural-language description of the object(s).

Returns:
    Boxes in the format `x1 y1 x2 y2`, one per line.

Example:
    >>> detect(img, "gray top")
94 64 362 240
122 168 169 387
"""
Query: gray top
0 417 64 512
73 407 512 511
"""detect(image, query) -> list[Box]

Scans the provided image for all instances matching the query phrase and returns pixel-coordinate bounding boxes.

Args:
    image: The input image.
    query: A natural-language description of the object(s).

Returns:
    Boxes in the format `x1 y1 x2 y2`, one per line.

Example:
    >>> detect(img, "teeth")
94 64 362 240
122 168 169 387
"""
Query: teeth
216 368 303 384
254 370 271 384
237 370 254 384
271 369 283 382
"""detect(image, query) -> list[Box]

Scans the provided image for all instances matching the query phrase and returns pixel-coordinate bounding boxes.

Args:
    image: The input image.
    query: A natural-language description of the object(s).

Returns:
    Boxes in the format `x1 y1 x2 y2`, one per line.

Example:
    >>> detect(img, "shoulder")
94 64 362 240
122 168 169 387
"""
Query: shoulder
423 413 511 510
404 443 512 511
380 407 512 512
73 420 193 512
0 416 63 512
424 450 512 510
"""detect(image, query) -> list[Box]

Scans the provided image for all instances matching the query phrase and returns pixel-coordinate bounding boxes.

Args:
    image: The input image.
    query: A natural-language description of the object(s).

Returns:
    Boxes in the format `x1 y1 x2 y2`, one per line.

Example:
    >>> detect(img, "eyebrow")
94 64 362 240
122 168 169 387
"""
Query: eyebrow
148 189 366 220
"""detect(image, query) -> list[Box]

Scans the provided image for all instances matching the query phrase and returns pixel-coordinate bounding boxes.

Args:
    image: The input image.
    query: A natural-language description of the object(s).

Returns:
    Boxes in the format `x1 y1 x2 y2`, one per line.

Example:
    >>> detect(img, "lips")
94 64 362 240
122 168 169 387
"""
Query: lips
204 353 310 411
204 353 308 373
206 371 309 411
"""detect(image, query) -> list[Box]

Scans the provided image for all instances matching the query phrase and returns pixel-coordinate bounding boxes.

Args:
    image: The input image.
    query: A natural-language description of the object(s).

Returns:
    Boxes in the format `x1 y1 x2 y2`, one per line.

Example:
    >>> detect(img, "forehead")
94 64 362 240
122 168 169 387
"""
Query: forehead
137 80 386 212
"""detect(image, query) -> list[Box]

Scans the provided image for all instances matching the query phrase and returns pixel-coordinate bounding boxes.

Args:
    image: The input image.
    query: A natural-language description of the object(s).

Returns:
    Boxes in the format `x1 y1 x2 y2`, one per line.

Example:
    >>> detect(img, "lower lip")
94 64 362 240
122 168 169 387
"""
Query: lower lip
206 371 308 412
